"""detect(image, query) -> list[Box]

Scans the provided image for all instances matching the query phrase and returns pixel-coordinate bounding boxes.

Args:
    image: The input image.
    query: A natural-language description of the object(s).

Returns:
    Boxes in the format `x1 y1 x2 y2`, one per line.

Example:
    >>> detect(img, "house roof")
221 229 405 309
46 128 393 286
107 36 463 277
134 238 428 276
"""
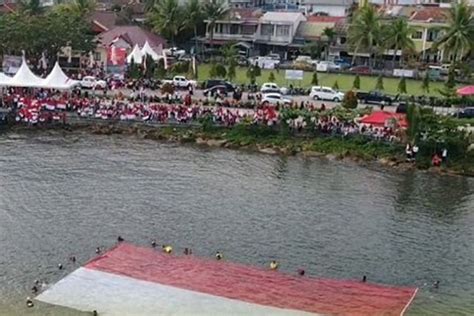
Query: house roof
302 0 353 5
306 16 345 23
0 2 17 13
97 26 166 49
89 11 118 32
260 12 306 23
409 7 449 23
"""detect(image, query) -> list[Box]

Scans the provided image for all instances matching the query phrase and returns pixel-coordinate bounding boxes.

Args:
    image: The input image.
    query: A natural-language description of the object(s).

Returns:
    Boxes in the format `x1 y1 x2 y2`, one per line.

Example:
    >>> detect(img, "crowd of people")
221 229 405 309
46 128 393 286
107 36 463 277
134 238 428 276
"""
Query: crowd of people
1 86 403 145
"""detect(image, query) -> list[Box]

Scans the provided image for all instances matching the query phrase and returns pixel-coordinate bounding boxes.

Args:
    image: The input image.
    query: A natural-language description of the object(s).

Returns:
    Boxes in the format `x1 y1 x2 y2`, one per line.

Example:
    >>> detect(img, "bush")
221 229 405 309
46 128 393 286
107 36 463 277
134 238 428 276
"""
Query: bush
342 90 358 109
161 82 174 95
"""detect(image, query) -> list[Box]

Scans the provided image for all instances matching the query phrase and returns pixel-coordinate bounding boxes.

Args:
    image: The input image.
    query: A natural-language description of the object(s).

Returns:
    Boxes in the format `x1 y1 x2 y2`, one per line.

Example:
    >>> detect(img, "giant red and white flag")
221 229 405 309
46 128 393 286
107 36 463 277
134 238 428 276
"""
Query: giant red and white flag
37 243 418 316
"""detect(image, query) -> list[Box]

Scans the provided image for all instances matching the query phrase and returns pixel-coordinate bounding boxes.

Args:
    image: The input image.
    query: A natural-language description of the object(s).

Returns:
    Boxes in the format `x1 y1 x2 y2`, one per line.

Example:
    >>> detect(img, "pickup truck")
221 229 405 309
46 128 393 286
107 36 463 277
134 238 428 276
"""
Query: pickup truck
162 76 197 89
356 91 396 105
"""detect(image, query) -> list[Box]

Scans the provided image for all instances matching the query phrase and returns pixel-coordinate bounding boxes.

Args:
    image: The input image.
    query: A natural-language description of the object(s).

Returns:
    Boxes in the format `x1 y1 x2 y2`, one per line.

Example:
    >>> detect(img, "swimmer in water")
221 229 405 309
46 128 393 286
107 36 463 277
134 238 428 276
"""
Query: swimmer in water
362 275 367 282
69 256 76 263
215 251 223 260
96 247 101 254
58 264 63 270
298 269 305 276
433 280 440 289
31 285 38 294
26 297 34 308
270 261 279 270
151 240 157 248
162 245 173 254
117 236 124 242
184 248 189 255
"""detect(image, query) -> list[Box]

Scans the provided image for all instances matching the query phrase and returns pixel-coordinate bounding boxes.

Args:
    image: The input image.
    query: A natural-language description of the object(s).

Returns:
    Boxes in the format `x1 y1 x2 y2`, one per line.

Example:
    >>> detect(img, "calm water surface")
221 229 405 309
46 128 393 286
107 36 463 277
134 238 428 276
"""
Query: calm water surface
0 130 473 315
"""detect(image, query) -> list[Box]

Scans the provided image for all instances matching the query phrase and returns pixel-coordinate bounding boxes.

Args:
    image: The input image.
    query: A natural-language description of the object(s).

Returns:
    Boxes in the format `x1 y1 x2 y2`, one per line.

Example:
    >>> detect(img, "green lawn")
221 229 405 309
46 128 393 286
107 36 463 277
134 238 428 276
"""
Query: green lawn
197 64 446 97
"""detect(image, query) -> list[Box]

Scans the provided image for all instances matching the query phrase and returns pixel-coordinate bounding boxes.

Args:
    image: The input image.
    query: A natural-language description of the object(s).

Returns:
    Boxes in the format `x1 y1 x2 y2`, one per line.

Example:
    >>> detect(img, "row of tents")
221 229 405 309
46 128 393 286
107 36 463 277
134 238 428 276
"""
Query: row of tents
127 41 163 64
0 57 78 90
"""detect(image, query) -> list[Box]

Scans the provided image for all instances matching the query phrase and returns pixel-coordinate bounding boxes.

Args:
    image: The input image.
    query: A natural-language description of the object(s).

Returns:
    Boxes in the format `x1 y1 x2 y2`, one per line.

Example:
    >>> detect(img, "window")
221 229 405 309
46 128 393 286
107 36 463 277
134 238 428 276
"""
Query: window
94 52 101 61
242 25 256 35
427 30 439 42
412 31 423 39
261 24 274 36
276 25 290 37
230 24 239 35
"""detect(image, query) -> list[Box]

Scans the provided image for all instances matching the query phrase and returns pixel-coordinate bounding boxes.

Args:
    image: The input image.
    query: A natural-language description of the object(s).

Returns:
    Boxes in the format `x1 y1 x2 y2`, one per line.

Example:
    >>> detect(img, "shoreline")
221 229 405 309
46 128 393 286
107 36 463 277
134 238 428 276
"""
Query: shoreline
5 119 472 178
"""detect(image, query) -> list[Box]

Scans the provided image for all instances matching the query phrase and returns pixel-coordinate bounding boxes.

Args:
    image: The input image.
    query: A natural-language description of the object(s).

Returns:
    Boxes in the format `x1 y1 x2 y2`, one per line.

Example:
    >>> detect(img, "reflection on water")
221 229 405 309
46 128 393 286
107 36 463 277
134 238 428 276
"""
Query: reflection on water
0 130 473 315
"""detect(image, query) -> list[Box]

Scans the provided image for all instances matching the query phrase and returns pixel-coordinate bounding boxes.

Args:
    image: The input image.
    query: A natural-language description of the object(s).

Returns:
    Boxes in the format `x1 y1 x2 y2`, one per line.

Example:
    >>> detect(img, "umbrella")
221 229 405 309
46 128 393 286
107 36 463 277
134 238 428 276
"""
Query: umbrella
456 85 474 96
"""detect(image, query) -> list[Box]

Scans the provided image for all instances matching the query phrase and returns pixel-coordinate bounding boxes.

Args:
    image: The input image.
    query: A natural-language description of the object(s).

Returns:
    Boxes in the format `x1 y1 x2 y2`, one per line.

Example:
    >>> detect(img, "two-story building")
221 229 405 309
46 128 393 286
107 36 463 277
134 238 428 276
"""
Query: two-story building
254 12 307 57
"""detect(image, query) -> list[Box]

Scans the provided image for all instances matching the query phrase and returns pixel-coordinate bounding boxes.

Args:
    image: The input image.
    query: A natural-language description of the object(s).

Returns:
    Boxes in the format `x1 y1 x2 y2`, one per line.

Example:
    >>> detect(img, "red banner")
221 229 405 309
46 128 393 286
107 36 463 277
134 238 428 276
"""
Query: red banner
107 46 127 67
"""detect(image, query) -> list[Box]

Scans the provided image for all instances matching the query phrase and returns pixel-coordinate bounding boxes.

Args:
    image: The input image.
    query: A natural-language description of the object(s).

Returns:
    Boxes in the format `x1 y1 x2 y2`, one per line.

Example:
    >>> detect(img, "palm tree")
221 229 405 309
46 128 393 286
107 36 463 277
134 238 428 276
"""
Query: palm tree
434 0 474 64
55 0 96 17
148 0 186 46
144 0 157 13
185 0 203 55
322 27 336 60
203 0 229 48
382 18 415 67
348 4 382 66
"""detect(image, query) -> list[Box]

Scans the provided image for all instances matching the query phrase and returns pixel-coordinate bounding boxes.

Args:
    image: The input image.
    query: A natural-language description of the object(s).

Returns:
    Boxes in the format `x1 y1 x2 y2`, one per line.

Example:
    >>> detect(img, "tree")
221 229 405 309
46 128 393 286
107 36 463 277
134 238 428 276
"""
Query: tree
311 71 318 85
348 4 382 66
353 74 360 89
421 71 430 93
434 0 474 64
18 0 44 15
382 18 415 67
342 90 358 109
246 65 261 85
55 0 97 17
406 103 420 143
445 67 456 89
375 74 384 91
268 72 275 82
398 77 407 94
215 64 227 78
322 27 336 60
303 41 323 60
203 0 229 48
148 0 186 45
332 80 339 90
221 44 237 81
185 0 203 56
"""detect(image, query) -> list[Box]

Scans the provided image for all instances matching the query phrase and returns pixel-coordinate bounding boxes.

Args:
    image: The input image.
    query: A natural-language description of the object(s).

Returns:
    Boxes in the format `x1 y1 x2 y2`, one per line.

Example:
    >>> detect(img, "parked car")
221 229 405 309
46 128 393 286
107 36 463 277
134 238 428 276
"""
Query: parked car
203 85 233 97
309 86 344 102
80 76 107 89
260 82 282 94
203 80 235 91
317 61 341 71
333 58 351 69
454 107 474 119
262 93 292 105
356 91 395 105
162 76 197 88
294 55 318 66
349 65 372 75
267 53 281 61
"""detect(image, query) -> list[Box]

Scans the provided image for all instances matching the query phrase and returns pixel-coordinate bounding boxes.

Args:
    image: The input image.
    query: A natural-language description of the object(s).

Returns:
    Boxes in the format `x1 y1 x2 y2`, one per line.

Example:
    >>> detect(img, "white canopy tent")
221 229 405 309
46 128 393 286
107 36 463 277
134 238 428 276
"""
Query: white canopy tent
0 73 12 86
6 58 46 88
141 41 160 61
127 44 144 64
0 58 77 90
43 62 79 90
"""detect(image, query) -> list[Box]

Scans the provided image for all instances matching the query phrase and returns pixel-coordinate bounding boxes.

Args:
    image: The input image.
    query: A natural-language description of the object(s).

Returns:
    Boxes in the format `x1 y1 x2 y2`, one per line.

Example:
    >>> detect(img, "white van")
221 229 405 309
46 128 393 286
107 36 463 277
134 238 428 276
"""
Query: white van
309 86 344 102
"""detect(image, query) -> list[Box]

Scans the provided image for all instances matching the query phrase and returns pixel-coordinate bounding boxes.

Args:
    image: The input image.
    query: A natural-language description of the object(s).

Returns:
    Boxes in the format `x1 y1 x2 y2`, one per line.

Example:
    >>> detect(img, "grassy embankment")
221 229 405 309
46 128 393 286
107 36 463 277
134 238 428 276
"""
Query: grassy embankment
197 64 446 97
92 123 472 176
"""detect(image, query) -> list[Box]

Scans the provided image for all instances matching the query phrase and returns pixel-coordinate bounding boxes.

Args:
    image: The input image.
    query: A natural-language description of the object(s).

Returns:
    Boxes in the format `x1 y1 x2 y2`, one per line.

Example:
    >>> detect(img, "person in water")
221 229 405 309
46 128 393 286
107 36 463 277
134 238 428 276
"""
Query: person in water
95 247 101 254
31 285 38 294
117 236 124 242
270 261 279 270
433 280 440 289
362 275 367 282
298 269 305 276
162 245 173 254
26 297 34 308
69 256 76 263
58 264 63 270
151 240 157 248
215 251 223 260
